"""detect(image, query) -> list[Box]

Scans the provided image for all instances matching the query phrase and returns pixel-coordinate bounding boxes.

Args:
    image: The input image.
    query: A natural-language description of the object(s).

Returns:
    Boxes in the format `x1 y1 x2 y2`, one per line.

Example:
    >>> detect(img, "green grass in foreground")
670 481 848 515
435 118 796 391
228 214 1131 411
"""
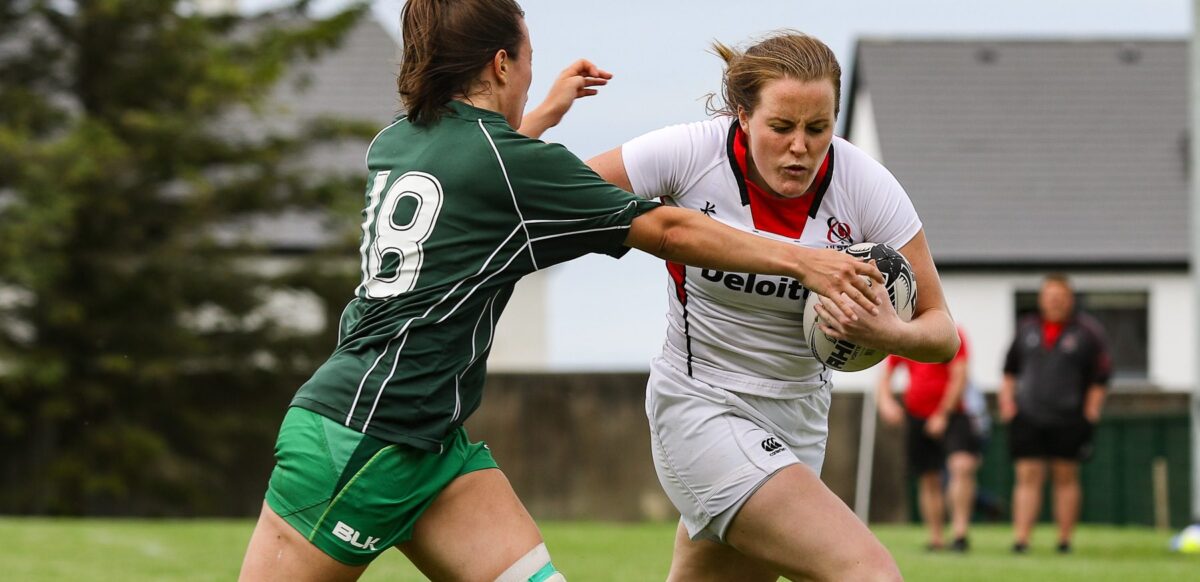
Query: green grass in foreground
0 518 1194 581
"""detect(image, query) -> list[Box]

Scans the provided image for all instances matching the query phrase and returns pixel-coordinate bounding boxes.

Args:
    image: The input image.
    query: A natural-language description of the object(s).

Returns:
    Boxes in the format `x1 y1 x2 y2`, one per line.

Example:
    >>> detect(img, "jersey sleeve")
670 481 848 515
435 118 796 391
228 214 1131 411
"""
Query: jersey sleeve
621 120 726 202
840 142 922 249
499 135 660 269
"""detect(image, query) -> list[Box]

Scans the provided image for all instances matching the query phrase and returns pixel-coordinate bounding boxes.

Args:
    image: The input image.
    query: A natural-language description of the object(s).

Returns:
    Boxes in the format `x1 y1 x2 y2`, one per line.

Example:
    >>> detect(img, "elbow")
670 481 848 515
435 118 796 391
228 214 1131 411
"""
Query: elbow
647 213 691 261
628 207 690 260
936 332 961 363
657 223 687 260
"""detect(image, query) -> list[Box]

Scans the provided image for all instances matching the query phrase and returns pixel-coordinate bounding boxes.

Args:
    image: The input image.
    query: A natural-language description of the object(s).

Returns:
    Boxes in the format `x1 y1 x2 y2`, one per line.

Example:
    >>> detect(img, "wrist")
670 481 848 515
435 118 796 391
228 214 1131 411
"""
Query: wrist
518 107 554 138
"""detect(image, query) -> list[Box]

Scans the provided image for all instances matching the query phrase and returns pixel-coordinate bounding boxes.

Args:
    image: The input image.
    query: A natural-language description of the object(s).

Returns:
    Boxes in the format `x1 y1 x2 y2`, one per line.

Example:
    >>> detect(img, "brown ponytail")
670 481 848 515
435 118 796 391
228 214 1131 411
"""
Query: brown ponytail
398 0 526 125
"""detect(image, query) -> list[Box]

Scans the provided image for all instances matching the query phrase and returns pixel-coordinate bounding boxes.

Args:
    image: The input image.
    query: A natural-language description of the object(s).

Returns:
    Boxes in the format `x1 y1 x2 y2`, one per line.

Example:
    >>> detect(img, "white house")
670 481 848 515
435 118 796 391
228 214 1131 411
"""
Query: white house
844 39 1190 392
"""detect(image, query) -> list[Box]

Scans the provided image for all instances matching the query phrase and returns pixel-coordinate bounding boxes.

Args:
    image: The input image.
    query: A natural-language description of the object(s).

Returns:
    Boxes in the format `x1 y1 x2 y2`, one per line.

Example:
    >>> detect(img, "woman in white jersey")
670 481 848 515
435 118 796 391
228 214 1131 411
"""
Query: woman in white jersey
238 4 888 580
589 32 959 581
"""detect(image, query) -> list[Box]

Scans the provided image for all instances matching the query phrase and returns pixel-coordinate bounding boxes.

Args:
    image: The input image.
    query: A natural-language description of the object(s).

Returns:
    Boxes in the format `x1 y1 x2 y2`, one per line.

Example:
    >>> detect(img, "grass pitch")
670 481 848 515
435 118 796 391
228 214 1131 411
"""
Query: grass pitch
0 518 1193 581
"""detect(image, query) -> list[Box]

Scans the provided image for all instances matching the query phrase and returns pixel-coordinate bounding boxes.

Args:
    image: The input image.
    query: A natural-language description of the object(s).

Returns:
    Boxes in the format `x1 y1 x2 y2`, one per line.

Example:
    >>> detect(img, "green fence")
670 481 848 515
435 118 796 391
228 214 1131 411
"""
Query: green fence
912 414 1193 527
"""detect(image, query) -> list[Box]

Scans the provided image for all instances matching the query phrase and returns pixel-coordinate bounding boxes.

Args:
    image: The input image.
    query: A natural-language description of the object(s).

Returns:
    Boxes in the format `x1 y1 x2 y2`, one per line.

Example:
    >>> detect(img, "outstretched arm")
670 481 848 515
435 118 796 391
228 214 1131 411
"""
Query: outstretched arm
624 206 884 315
518 59 612 139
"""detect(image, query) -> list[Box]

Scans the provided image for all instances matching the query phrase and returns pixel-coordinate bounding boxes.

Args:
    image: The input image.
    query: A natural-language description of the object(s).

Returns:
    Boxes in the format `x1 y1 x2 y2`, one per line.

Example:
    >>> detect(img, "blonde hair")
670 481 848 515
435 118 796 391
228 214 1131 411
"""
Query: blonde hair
707 31 841 118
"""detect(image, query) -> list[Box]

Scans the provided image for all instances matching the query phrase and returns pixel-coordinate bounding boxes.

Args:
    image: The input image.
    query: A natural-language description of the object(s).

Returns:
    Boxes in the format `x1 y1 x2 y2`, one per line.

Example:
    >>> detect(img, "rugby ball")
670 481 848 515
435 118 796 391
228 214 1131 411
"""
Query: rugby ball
801 243 917 372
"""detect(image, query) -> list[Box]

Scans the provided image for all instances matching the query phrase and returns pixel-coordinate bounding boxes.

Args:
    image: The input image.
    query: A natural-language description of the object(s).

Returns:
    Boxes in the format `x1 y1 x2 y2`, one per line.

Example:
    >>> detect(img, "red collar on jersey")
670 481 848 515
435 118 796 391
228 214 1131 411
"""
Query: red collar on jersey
726 122 834 239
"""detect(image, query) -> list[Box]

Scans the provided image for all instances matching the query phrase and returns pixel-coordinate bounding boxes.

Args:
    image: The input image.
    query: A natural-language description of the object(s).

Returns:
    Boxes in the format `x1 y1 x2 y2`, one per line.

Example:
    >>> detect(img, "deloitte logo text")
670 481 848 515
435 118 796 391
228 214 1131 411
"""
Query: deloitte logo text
700 270 806 300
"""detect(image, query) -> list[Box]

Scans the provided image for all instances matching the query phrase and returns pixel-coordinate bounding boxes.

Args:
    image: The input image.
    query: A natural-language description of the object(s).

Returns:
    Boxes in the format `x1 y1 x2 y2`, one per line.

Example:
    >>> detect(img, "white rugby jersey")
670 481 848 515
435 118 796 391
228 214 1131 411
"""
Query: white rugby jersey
623 117 922 397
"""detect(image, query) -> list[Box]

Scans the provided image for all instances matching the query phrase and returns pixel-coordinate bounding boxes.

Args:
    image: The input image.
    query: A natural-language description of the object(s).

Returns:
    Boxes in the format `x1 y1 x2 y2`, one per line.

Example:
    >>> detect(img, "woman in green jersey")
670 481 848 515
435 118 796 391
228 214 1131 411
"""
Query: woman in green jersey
238 2 883 580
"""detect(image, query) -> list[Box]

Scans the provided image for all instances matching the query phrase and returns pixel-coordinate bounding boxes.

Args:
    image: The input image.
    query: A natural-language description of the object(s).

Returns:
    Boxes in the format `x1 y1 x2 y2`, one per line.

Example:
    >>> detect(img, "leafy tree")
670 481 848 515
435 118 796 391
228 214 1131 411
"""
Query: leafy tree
0 0 377 515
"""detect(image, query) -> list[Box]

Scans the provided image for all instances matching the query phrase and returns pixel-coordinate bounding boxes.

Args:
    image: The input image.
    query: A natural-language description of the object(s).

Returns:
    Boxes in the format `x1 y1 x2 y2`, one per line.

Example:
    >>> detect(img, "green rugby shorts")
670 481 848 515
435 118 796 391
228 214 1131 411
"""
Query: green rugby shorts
265 406 498 565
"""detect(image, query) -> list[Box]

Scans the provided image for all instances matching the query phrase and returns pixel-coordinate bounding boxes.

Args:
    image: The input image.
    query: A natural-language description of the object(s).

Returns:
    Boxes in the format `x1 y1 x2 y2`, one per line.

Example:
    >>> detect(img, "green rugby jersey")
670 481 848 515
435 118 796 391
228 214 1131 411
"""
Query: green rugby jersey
292 101 659 452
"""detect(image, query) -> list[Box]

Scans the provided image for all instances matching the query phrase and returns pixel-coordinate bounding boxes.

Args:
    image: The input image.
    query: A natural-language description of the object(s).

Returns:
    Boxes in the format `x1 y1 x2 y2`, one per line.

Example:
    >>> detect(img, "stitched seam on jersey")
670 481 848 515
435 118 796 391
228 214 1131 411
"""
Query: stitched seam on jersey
335 300 355 345
464 295 492 372
362 244 526 430
452 292 498 424
362 331 411 433
436 240 528 325
347 224 524 425
521 199 639 224
347 340 397 426
477 119 538 270
461 291 500 377
363 117 407 170
527 225 632 244
451 375 461 425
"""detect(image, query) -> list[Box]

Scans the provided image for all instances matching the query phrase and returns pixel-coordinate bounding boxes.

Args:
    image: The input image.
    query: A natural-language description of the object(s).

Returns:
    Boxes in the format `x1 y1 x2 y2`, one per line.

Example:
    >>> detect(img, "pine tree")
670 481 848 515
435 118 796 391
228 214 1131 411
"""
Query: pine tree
0 0 378 515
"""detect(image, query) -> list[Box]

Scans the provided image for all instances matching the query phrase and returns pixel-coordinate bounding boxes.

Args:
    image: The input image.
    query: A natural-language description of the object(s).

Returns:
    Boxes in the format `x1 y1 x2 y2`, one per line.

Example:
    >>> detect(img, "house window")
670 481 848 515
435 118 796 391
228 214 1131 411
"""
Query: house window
1014 290 1148 380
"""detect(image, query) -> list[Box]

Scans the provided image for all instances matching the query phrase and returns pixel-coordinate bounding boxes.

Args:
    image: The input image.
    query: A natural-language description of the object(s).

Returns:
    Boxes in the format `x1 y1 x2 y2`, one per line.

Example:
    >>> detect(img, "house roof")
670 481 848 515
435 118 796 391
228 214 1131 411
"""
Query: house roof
225 16 402 252
846 39 1188 268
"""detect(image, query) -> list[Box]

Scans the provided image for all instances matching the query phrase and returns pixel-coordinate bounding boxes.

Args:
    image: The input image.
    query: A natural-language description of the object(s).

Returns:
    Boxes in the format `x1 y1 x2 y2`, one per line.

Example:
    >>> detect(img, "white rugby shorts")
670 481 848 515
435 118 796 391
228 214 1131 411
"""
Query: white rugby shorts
646 356 831 542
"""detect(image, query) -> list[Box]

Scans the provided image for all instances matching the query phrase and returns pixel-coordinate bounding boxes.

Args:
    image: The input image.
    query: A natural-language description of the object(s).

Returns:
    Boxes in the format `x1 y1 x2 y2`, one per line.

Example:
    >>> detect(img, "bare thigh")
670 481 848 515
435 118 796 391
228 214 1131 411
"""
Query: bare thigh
397 468 545 581
239 501 367 582
666 520 779 582
724 465 900 582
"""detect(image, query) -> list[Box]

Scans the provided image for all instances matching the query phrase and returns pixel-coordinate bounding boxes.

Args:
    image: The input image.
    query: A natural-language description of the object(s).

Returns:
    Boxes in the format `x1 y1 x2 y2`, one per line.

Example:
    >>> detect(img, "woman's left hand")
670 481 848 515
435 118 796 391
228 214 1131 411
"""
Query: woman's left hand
519 60 612 138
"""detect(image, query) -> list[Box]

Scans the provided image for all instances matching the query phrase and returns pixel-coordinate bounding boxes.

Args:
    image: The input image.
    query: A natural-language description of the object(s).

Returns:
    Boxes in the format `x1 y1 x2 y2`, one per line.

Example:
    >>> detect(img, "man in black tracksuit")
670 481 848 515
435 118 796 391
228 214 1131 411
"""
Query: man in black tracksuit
999 274 1111 554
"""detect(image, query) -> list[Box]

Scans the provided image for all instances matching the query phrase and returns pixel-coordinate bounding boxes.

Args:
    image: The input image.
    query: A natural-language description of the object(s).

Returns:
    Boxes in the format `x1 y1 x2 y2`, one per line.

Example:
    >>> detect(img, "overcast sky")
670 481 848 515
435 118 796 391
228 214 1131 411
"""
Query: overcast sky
247 0 1191 370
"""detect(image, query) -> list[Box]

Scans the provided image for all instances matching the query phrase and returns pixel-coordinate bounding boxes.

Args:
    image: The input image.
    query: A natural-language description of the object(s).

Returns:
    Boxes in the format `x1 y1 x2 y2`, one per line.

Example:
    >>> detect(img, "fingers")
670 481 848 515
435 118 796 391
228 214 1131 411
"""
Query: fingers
833 254 882 313
813 293 859 338
562 59 613 81
580 76 609 89
854 259 885 286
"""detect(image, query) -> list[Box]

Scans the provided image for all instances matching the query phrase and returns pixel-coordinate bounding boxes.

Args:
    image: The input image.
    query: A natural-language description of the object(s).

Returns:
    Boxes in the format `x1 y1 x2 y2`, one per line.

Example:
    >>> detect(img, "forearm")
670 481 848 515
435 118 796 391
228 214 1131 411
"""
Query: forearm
881 308 959 363
627 207 810 279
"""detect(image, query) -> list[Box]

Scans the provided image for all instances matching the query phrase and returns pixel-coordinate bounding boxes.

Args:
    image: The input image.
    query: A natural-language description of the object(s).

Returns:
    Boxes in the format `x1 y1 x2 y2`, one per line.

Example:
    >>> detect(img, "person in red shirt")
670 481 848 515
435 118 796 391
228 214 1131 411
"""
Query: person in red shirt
877 326 980 552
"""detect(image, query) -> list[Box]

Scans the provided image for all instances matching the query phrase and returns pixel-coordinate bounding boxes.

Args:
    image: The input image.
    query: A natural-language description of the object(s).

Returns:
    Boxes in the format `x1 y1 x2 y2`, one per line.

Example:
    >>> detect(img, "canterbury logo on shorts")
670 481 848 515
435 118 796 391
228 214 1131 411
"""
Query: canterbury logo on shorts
761 437 784 455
